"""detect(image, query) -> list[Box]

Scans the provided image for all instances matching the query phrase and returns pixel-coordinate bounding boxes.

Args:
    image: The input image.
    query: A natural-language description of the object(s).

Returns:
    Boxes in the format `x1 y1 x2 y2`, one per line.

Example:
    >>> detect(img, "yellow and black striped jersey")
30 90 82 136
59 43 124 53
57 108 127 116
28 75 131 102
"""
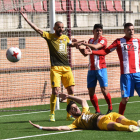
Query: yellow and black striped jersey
43 31 72 66
68 107 100 130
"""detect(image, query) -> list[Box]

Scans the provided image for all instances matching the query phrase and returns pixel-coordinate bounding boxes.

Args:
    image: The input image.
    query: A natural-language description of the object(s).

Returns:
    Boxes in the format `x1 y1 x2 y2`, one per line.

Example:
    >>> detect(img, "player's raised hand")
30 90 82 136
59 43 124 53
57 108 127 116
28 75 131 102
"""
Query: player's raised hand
84 46 92 55
72 38 77 42
59 93 67 101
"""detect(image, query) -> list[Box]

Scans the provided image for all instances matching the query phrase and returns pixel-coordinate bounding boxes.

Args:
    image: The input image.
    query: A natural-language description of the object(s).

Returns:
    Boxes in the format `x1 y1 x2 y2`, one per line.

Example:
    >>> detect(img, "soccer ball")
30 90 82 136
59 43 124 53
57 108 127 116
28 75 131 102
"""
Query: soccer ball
6 47 21 62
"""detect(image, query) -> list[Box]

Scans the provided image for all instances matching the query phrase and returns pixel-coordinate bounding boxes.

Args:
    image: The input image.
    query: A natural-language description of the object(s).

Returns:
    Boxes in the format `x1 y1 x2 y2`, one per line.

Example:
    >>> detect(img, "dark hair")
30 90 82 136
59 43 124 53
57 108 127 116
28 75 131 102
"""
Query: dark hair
66 101 76 113
93 24 103 30
54 21 63 27
124 23 133 29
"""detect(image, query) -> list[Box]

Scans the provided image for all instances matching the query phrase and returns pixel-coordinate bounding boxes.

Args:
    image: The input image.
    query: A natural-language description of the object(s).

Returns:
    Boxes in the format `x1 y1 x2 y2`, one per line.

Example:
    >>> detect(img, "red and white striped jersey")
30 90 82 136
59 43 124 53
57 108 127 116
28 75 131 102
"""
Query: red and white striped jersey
88 36 107 70
107 36 140 74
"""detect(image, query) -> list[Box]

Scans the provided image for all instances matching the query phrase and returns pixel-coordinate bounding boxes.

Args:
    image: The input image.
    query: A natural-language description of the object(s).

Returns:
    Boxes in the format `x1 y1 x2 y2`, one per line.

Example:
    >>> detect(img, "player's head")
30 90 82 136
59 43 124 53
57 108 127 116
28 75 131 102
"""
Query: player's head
66 101 82 117
54 21 64 37
93 24 103 39
124 22 134 38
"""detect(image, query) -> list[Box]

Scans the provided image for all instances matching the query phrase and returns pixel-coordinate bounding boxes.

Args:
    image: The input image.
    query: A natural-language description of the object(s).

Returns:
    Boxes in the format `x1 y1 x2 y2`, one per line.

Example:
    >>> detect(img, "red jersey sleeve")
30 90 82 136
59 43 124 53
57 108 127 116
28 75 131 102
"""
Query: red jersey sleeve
98 37 107 48
92 39 119 55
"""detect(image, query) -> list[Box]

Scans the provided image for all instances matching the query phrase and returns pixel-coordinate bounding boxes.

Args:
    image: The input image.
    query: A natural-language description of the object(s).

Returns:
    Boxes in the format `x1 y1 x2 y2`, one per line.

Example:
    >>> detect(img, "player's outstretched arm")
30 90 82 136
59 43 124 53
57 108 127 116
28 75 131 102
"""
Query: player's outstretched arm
59 94 89 108
84 46 109 56
29 120 70 131
82 42 103 50
70 39 87 48
84 46 92 55
20 12 43 37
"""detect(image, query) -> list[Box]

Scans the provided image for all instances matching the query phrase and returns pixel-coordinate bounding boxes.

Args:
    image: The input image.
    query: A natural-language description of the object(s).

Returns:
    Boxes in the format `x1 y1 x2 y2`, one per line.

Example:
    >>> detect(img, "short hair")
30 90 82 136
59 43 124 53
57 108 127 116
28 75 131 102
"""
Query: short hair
124 23 133 29
54 21 63 27
93 24 103 30
66 101 76 113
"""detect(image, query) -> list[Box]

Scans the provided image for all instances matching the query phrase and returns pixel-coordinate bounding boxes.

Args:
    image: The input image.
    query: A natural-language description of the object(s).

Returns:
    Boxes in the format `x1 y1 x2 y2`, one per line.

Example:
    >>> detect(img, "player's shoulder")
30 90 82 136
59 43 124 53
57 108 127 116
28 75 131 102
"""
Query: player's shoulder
113 38 121 42
59 34 70 41
88 38 94 43
43 31 53 38
61 34 69 38
133 38 140 41
100 36 107 41
82 107 90 113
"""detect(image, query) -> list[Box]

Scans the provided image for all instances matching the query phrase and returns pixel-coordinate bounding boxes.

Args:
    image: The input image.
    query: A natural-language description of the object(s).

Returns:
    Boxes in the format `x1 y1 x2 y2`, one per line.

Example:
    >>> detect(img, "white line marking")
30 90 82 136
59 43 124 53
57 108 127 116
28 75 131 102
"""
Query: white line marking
2 130 82 140
0 100 140 118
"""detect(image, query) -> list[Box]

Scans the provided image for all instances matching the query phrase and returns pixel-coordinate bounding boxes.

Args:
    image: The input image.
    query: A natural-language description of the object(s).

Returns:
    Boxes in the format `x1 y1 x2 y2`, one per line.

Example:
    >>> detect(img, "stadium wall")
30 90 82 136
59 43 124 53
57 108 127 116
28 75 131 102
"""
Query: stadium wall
0 12 140 29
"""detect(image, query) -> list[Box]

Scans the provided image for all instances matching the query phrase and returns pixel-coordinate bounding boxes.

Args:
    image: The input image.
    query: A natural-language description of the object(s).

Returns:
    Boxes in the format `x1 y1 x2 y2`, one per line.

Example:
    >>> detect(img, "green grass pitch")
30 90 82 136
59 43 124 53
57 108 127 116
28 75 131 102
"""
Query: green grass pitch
0 96 140 140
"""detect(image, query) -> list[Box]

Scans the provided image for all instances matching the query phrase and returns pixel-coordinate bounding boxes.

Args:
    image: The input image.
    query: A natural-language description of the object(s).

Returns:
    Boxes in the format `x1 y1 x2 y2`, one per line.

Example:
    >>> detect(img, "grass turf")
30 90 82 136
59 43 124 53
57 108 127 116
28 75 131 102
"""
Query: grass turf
0 96 140 140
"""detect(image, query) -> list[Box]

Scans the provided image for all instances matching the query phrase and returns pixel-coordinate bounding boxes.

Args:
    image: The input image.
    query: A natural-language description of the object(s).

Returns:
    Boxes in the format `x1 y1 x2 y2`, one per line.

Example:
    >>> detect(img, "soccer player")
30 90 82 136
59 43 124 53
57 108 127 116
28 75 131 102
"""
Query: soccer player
78 24 113 114
20 12 83 121
84 22 140 115
29 93 140 132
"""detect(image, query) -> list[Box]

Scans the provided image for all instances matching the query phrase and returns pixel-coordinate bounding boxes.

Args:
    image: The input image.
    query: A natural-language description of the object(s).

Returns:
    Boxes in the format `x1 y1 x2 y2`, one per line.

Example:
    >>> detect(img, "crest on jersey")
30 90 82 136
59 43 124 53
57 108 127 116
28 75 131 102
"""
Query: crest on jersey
100 40 104 44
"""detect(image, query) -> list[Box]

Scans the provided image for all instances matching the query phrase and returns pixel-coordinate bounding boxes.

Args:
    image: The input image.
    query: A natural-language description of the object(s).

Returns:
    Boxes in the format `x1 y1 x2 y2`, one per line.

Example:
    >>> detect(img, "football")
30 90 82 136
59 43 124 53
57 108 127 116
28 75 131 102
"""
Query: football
6 47 21 62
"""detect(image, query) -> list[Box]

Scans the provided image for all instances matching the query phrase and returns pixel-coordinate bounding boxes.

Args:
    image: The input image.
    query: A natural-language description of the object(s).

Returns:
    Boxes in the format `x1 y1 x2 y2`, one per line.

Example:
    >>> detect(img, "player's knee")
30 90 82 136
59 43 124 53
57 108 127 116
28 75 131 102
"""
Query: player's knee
52 88 60 95
122 97 129 104
67 86 74 95
88 88 95 96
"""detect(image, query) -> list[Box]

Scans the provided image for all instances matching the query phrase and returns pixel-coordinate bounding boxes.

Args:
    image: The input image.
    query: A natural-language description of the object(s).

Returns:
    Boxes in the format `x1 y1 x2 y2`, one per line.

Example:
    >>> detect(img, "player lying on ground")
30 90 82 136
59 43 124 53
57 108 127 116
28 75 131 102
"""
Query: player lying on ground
29 94 140 132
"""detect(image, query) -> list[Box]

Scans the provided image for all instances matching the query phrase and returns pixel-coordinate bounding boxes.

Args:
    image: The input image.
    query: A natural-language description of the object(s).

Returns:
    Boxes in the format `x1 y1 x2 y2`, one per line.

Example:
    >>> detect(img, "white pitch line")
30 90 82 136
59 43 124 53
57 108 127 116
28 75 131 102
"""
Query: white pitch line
0 100 140 118
2 130 82 140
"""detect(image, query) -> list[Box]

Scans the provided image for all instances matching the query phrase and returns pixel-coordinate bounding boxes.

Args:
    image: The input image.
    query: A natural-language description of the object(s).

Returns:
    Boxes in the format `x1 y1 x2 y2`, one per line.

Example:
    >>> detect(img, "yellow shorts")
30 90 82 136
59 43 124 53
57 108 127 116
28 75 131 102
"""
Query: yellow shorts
50 66 75 88
98 112 122 130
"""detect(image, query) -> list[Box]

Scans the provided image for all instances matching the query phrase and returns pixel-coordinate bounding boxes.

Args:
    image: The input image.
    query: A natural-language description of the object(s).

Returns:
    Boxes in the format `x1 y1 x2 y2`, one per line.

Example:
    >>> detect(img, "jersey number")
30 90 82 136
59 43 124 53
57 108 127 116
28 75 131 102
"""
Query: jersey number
58 43 66 53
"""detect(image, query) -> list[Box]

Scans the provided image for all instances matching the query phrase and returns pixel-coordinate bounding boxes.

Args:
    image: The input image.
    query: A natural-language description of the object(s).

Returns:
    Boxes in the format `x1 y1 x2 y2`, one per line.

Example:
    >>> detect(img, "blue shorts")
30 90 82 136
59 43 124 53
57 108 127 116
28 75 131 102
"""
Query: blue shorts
87 68 108 88
120 72 140 98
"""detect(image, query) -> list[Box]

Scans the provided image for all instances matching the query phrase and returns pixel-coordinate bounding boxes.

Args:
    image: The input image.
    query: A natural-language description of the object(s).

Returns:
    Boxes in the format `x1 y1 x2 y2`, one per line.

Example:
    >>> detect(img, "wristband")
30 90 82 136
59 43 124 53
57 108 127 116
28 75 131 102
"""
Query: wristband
39 126 43 130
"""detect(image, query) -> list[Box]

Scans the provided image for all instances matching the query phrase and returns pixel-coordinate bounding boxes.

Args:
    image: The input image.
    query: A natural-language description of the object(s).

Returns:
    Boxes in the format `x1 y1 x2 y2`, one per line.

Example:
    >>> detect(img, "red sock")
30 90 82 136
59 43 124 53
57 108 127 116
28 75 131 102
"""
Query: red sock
90 94 100 113
119 101 126 115
104 93 112 110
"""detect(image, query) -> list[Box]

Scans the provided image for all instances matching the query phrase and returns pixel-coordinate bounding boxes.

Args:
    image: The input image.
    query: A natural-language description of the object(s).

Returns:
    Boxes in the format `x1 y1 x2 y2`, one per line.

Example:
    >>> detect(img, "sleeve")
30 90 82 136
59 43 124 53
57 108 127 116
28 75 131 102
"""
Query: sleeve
98 38 107 47
42 31 49 39
92 39 118 55
67 123 78 130
66 36 72 46
82 107 90 113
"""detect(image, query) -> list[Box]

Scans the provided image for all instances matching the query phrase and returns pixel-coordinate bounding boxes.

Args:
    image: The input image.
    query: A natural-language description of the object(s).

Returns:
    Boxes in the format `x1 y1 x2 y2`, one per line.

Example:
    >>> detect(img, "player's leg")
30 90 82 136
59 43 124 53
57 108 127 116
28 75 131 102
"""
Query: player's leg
87 70 100 113
133 72 140 102
116 115 138 126
98 68 113 114
98 113 130 131
98 112 139 132
107 122 140 132
50 87 60 121
101 86 112 114
88 87 101 113
119 97 129 115
61 66 75 120
50 67 62 121
119 74 133 115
